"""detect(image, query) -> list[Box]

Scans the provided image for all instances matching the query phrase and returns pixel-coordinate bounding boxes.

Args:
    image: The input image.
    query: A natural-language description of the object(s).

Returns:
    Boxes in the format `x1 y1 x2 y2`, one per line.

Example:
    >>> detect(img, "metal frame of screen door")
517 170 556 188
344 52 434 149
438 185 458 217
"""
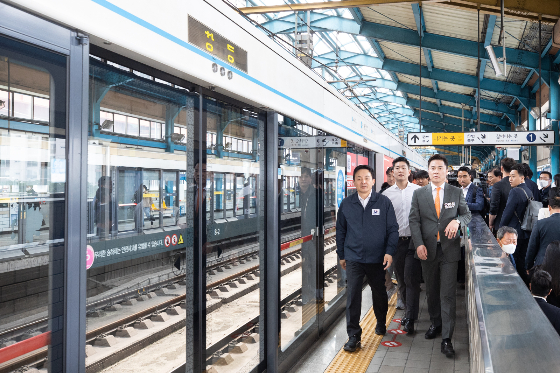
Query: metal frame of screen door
0 3 89 373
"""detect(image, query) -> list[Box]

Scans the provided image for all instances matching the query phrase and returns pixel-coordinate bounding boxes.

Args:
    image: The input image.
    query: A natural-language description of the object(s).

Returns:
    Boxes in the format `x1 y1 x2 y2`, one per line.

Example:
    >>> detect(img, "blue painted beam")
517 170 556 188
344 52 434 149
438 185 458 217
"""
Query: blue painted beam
531 78 549 94
432 80 439 94
407 99 506 127
411 3 425 37
313 51 533 100
484 16 497 48
262 14 551 72
554 50 560 65
542 39 553 58
424 49 434 72
396 82 521 115
521 70 535 88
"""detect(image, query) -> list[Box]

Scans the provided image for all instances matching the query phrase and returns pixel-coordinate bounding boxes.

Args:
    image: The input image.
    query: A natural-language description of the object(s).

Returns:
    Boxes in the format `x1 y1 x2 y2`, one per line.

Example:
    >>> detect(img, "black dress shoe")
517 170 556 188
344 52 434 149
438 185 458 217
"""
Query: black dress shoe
424 324 442 339
343 334 361 352
399 317 408 324
402 318 415 334
441 338 455 357
375 323 386 335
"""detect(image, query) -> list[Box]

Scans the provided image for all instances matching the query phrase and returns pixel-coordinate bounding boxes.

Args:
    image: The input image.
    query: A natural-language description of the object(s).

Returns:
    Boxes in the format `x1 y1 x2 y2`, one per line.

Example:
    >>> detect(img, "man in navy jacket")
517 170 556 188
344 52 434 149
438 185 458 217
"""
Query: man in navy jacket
526 189 560 270
337 165 399 352
501 163 533 284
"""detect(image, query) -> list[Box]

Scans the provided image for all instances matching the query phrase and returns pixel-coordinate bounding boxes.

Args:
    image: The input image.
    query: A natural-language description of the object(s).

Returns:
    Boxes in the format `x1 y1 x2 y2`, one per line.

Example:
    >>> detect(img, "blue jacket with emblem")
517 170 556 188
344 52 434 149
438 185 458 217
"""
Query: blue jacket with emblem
336 190 399 264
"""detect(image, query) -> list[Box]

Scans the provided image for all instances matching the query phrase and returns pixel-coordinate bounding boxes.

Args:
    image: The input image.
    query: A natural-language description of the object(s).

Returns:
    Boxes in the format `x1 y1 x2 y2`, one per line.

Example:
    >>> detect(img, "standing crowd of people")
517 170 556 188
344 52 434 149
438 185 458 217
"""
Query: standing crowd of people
335 153 560 357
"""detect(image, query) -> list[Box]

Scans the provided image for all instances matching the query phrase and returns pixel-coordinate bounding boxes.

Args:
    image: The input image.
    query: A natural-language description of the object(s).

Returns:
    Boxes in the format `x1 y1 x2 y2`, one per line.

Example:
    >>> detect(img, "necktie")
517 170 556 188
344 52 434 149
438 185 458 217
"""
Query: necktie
435 187 441 240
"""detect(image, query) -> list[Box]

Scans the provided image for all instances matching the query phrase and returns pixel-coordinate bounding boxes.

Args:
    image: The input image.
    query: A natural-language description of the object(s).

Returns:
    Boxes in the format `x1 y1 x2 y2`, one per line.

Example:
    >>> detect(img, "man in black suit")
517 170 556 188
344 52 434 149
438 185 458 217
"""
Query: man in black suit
531 270 560 336
539 171 553 208
522 163 540 202
526 189 560 271
489 158 515 231
501 163 533 284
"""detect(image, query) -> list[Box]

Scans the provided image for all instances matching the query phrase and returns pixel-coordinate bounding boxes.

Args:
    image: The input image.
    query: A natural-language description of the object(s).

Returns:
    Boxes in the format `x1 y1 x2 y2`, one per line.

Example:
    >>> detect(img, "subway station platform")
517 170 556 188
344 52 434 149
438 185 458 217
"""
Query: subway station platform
290 284 469 373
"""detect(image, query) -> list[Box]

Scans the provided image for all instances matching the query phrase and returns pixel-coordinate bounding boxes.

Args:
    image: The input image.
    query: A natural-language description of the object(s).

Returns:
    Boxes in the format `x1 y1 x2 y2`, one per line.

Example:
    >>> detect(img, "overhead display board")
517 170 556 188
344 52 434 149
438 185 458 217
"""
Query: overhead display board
188 16 248 72
407 131 555 146
278 136 347 148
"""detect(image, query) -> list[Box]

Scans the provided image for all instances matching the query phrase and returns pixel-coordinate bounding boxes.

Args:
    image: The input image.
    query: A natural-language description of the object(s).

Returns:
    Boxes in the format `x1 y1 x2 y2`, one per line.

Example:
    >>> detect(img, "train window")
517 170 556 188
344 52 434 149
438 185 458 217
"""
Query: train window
13 92 32 119
113 113 126 134
151 121 161 139
0 89 8 116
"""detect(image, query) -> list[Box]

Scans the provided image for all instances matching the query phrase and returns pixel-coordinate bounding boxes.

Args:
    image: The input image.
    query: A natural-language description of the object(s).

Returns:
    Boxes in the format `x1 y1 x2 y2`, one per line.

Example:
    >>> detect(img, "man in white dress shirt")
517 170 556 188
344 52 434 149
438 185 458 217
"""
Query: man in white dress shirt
382 157 422 334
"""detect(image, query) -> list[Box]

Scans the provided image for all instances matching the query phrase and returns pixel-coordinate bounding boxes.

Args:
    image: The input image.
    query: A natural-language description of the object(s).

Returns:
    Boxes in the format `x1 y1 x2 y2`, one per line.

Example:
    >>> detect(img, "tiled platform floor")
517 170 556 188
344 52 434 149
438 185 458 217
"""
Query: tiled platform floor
289 284 470 373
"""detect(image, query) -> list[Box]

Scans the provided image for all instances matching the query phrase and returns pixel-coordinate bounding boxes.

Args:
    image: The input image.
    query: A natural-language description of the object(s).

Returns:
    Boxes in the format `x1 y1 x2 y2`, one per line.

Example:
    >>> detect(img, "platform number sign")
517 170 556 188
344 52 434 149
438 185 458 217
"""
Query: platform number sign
188 16 248 72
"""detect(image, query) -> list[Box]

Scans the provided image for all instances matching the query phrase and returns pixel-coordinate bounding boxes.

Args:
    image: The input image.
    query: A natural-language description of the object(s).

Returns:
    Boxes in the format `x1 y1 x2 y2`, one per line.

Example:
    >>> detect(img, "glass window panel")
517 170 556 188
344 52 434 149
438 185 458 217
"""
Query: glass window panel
33 96 49 122
0 90 8 116
100 111 113 131
204 97 264 372
127 116 139 136
86 59 195 371
0 34 68 373
113 113 126 134
151 121 161 139
13 92 32 119
139 119 150 137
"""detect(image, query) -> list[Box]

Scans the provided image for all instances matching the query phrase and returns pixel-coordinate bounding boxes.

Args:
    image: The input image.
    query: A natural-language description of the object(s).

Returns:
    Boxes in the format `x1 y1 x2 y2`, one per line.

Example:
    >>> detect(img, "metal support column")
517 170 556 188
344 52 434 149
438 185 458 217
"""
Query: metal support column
265 111 280 373
528 107 538 181
550 71 560 174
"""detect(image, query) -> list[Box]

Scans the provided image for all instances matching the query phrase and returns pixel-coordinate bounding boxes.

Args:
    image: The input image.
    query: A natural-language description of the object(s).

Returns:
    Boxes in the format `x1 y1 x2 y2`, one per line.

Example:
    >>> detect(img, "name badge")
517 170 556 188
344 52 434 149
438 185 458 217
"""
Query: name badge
372 209 380 215
444 202 455 209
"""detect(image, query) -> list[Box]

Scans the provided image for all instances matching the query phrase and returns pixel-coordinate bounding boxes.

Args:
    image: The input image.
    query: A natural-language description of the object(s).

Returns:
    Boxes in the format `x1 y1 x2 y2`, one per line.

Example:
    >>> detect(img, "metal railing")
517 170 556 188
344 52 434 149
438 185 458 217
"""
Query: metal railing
465 214 560 373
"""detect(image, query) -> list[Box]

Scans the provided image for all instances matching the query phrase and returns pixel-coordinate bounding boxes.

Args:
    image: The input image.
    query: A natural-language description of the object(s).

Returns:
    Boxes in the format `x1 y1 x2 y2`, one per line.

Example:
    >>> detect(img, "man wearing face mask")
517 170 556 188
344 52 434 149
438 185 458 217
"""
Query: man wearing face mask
526 190 560 272
539 171 553 208
496 226 517 268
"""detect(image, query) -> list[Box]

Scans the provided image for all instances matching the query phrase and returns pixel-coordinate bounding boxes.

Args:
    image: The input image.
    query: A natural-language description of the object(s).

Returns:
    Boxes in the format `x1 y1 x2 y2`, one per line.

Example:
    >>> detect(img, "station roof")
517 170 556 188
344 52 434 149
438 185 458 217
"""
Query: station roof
236 0 559 164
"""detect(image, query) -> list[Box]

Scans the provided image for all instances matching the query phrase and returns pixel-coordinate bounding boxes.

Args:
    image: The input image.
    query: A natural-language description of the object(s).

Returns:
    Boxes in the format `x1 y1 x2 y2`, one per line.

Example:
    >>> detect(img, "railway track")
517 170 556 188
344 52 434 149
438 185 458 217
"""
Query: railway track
0 232 338 373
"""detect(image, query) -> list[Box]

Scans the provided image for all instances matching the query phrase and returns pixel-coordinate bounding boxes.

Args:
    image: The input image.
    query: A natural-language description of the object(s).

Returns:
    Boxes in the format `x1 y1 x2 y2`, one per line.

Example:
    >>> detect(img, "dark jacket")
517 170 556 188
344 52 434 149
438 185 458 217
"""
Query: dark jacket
534 297 560 336
501 183 533 239
541 186 552 208
490 176 512 228
526 178 541 202
465 183 485 214
526 213 560 269
336 191 399 264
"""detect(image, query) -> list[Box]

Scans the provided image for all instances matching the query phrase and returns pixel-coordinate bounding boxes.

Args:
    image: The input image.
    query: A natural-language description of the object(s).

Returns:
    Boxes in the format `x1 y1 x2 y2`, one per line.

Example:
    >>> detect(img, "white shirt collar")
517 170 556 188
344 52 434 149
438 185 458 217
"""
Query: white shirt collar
431 182 445 191
533 295 547 301
358 190 372 202
462 182 472 190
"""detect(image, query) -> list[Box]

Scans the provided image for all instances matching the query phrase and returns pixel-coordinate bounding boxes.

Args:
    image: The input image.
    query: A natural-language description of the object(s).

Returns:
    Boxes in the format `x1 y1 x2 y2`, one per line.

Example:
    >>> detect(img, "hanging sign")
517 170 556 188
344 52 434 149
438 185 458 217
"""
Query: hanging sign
407 130 555 146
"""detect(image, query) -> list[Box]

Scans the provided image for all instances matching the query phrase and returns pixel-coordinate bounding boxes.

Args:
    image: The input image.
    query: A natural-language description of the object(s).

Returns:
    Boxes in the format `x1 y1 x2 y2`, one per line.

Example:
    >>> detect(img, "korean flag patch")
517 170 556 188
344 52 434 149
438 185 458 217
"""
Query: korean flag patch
372 209 380 216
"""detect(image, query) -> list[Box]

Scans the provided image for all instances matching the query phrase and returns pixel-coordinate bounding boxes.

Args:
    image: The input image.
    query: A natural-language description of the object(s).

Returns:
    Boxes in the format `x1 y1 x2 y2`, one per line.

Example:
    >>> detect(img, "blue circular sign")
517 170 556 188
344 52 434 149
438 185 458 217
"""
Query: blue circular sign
337 170 345 207
527 133 536 143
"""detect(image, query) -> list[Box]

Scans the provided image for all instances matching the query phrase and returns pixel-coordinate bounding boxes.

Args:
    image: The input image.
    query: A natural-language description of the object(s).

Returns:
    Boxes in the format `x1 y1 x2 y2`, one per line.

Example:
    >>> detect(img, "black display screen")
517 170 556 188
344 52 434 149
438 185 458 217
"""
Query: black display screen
188 16 248 73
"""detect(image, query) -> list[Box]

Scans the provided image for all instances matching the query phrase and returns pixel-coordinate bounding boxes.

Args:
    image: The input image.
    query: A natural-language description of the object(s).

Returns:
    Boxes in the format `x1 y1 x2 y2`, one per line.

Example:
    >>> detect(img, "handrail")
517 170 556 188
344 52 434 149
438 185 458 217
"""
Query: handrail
465 214 560 373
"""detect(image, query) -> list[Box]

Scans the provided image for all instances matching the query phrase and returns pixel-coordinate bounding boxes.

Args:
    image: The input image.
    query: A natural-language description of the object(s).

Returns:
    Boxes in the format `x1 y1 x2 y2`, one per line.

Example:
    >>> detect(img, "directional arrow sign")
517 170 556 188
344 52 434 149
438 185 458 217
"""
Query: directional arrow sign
407 131 555 146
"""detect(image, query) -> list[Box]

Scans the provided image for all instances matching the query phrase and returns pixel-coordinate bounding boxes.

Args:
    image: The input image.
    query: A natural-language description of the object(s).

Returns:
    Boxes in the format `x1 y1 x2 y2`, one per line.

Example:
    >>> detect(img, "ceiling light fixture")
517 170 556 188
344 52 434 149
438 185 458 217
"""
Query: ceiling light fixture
485 45 503 77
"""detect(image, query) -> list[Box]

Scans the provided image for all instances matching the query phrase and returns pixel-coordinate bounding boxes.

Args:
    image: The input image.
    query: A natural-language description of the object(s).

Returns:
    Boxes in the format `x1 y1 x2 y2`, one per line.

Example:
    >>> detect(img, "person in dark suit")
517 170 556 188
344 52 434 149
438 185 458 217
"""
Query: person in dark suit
501 163 533 284
457 167 485 215
409 154 472 358
489 158 515 231
540 240 560 308
526 189 560 271
539 171 553 208
531 270 560 336
336 165 399 352
522 163 540 202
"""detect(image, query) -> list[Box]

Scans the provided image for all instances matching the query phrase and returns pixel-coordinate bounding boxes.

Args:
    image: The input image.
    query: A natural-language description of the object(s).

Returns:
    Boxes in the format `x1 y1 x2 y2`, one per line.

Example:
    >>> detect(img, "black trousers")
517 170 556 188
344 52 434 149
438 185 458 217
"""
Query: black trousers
514 237 530 286
393 237 422 320
346 261 387 338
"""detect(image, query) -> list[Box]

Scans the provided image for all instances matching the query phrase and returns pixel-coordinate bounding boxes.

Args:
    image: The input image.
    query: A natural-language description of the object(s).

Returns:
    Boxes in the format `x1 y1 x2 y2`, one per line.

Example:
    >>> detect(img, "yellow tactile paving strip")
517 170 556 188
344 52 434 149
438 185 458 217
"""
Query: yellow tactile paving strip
324 291 398 373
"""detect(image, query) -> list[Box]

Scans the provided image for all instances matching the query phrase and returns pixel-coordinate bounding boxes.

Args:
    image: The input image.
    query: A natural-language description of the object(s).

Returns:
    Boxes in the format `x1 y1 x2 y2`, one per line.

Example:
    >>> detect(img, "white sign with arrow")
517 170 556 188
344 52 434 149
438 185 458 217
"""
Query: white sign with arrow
407 130 555 146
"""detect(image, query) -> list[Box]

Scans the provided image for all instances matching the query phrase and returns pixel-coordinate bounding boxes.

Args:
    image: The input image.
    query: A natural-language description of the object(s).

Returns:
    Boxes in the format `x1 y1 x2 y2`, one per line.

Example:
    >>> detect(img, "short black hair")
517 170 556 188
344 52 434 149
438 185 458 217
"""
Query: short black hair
414 170 429 180
490 168 503 178
301 167 312 177
392 157 410 168
511 163 525 178
549 188 560 209
428 154 448 168
521 163 533 179
385 166 394 175
354 164 375 179
531 270 553 297
540 171 552 179
501 157 516 173
457 166 471 174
